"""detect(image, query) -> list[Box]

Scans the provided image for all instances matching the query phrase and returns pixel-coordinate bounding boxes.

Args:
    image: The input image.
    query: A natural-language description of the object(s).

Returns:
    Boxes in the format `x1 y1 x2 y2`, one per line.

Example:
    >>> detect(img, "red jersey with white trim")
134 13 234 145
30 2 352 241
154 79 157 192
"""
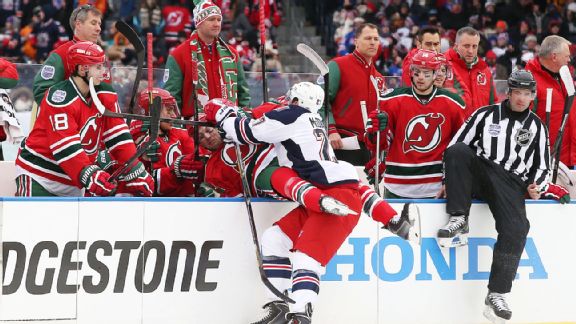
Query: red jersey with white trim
205 142 276 197
130 121 196 196
15 80 136 196
379 86 465 198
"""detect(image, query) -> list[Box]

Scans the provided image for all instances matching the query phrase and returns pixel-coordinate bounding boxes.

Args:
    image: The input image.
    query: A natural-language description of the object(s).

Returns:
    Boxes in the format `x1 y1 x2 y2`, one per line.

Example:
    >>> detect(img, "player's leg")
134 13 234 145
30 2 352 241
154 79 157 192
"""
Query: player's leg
288 186 362 323
251 207 307 324
270 166 356 216
358 183 421 243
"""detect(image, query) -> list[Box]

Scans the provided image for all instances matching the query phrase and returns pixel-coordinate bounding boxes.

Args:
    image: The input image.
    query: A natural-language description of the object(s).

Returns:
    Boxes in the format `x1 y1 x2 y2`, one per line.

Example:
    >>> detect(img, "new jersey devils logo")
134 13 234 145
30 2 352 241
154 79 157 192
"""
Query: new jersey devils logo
79 116 100 155
403 113 446 153
166 12 183 27
477 72 487 85
165 141 182 166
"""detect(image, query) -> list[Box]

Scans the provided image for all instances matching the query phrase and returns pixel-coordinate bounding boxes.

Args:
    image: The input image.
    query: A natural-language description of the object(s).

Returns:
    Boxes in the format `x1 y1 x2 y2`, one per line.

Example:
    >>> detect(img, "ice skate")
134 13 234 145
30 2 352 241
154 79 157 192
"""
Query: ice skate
319 195 357 216
483 291 512 324
386 203 421 244
437 215 469 248
286 303 312 324
251 300 289 324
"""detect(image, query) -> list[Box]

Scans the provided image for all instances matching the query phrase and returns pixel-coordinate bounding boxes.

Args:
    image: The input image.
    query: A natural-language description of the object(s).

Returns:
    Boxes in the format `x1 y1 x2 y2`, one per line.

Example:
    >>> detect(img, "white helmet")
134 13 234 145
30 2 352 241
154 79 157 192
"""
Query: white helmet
286 81 325 113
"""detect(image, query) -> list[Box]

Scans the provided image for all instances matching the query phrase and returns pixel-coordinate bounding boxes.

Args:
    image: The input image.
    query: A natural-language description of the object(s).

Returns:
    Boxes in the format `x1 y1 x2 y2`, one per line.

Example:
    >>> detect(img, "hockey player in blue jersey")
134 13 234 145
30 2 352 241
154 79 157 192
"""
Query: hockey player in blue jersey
205 82 420 324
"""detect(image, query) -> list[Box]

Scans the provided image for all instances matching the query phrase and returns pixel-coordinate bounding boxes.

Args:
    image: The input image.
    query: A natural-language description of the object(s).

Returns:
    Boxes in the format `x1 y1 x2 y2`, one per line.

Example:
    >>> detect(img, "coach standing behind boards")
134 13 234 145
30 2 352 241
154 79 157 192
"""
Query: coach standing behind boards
445 27 497 117
164 0 250 119
327 23 384 165
525 35 575 169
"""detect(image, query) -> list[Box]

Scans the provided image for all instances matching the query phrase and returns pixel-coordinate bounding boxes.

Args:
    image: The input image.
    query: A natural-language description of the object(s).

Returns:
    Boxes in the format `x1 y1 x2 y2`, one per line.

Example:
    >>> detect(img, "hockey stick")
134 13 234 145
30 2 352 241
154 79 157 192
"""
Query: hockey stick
545 88 552 128
147 32 155 176
259 0 268 102
552 65 575 183
296 43 329 132
115 20 145 115
90 77 161 182
370 75 383 196
233 143 295 304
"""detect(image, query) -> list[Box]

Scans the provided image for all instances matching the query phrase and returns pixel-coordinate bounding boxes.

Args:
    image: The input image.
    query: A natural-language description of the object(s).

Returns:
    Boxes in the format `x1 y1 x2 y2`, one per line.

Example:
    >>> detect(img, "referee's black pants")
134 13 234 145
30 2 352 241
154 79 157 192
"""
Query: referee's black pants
445 142 530 294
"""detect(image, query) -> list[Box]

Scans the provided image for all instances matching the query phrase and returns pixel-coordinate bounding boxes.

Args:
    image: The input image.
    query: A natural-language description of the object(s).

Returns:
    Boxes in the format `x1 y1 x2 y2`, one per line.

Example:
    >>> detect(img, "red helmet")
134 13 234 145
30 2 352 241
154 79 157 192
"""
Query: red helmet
67 41 106 71
410 49 443 71
137 88 178 115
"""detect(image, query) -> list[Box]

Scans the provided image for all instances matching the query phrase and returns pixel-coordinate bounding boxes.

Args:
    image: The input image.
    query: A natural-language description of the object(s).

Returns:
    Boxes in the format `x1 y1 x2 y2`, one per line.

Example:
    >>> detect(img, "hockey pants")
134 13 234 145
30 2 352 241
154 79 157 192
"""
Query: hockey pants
444 143 530 294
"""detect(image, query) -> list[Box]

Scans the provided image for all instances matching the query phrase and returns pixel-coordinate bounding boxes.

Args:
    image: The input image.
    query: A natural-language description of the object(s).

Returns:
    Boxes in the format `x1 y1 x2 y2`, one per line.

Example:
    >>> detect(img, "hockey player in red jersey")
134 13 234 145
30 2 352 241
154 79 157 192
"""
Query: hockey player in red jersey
364 49 466 199
129 88 203 197
15 41 154 197
205 82 420 324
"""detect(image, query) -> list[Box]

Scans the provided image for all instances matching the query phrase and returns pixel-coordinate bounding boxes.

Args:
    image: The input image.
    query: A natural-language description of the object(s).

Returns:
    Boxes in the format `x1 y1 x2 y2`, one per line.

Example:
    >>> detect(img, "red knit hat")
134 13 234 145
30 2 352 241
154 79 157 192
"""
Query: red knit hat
193 0 222 26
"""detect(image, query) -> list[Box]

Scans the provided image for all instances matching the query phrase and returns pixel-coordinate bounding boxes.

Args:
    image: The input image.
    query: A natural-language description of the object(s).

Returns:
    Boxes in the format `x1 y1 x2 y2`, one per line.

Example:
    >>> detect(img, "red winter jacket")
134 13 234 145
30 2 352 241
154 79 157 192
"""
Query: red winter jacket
525 57 576 167
445 48 497 117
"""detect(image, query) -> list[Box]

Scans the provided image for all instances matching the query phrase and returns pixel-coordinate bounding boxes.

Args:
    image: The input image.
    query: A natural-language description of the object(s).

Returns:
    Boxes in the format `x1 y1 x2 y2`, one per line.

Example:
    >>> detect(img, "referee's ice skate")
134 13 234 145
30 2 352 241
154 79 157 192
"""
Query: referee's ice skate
386 203 421 244
483 291 512 324
437 215 469 248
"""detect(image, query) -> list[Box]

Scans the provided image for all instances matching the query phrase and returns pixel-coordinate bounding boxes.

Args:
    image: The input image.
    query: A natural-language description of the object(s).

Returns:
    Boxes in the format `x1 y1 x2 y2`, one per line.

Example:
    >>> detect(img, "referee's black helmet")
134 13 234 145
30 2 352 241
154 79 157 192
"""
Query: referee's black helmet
508 69 536 92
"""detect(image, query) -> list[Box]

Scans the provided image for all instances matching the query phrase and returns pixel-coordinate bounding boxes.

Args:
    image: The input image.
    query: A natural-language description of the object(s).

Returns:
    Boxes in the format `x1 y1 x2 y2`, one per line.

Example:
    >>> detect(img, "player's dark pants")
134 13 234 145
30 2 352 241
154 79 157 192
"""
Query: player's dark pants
444 142 530 294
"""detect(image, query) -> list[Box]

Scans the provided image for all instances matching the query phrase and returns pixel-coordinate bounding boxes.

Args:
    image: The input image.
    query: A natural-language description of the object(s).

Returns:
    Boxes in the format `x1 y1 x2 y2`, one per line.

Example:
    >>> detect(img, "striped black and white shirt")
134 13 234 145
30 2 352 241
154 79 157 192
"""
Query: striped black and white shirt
449 100 551 190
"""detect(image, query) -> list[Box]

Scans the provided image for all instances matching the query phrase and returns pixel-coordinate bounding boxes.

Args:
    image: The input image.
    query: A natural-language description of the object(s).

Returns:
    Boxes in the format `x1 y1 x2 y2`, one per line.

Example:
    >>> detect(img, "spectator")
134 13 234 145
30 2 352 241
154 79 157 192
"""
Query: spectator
161 1 192 52
445 26 497 117
137 0 163 36
30 5 69 63
32 4 103 105
0 16 21 59
327 23 384 165
525 35 575 168
164 0 251 119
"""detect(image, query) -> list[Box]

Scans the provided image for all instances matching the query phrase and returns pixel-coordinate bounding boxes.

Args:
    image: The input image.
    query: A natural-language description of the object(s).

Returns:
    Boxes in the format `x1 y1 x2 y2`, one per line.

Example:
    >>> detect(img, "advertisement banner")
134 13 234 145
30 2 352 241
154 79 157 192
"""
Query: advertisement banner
1 198 575 324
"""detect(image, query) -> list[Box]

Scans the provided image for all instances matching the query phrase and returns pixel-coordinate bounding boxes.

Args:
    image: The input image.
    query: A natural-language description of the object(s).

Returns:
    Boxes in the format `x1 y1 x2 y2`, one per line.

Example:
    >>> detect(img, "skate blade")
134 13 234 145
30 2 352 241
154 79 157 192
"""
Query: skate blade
483 306 507 324
438 234 468 248
407 204 422 245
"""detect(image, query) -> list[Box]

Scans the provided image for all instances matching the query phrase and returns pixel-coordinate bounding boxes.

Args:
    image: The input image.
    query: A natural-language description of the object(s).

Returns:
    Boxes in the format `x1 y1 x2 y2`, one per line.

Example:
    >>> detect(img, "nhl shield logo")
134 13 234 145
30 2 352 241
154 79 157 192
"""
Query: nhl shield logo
477 72 487 85
514 128 534 146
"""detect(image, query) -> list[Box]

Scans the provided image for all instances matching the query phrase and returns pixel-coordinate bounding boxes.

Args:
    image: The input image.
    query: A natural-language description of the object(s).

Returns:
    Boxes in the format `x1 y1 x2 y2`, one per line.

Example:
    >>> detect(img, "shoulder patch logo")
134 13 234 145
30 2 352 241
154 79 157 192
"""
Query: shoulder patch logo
163 69 169 83
403 113 446 153
41 65 55 80
51 90 67 103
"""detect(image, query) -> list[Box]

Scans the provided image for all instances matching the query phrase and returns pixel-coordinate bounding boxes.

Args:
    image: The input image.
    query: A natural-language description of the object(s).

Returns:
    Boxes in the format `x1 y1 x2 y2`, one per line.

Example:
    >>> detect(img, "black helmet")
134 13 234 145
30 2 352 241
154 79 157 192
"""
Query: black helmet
508 69 536 92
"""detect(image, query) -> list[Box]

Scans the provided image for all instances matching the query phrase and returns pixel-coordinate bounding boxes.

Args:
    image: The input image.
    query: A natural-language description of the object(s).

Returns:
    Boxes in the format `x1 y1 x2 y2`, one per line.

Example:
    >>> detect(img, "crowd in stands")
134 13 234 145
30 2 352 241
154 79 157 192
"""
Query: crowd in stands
0 0 284 72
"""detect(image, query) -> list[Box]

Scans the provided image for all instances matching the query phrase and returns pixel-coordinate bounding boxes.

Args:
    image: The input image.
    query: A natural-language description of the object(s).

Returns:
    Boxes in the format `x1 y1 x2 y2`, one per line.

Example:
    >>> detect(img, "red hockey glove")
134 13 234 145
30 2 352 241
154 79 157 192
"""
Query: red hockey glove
541 183 570 204
117 161 155 197
366 110 388 134
79 165 116 196
204 98 238 125
172 154 205 181
364 157 386 185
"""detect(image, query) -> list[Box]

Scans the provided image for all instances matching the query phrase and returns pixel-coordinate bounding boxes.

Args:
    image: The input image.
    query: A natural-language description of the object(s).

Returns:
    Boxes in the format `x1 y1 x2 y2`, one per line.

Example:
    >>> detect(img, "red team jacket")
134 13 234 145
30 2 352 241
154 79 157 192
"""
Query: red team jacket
130 121 196 196
445 48 497 117
328 50 385 139
525 57 576 167
378 87 466 198
16 81 136 196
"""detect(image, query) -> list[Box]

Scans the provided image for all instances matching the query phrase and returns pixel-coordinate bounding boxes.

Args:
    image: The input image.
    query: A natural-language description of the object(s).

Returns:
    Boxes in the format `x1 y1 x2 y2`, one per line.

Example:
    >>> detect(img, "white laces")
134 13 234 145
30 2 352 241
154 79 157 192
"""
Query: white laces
489 293 510 311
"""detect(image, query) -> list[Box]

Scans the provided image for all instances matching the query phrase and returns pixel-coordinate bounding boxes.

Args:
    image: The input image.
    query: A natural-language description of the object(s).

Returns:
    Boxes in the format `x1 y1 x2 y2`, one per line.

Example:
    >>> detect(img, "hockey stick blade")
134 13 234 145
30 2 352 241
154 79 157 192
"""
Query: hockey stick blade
109 96 161 183
233 144 295 304
296 44 329 76
115 20 145 114
560 65 575 96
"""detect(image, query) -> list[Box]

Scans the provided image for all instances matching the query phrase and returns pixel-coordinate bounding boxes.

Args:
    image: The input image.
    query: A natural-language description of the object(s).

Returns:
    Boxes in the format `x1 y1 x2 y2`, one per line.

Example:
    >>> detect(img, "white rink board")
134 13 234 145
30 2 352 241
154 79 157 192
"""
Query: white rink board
0 198 575 324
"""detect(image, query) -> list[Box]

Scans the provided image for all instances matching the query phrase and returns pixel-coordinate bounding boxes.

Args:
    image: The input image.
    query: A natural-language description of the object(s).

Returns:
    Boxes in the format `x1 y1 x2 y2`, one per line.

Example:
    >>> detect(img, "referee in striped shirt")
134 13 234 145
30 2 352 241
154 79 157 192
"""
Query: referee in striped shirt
437 69 569 323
